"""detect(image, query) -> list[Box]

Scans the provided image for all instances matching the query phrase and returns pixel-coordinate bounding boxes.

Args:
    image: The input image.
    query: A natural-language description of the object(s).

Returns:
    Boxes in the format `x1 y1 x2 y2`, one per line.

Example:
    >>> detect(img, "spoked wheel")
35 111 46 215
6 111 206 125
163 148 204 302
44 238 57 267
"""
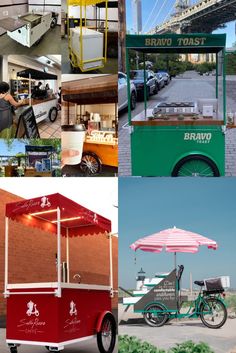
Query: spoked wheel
97 314 116 353
80 152 101 175
200 298 227 329
143 303 168 327
172 155 220 177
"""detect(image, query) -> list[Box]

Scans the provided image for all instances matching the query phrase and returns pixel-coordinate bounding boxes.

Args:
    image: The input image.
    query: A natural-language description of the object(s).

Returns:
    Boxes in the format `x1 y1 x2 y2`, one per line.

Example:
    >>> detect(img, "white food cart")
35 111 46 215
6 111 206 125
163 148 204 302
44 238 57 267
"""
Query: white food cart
0 11 58 47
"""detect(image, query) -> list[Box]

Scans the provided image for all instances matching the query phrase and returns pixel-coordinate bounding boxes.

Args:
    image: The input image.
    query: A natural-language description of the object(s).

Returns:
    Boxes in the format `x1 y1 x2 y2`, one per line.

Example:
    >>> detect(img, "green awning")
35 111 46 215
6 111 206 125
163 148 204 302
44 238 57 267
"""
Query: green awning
126 33 226 54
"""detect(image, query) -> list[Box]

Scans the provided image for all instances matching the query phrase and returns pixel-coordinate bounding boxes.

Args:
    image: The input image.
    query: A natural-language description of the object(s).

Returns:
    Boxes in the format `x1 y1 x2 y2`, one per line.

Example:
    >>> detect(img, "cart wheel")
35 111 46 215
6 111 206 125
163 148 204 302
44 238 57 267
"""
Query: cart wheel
130 91 136 110
10 347 17 353
48 107 58 122
50 17 57 28
45 347 61 352
97 313 116 353
153 84 158 95
80 152 101 175
143 303 168 327
171 155 220 177
200 298 227 329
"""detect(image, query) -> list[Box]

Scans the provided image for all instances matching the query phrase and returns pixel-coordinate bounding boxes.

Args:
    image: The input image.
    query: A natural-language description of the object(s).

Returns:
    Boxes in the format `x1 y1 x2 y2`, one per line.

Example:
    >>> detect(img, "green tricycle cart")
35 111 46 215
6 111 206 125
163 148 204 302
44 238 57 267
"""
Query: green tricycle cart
126 33 227 176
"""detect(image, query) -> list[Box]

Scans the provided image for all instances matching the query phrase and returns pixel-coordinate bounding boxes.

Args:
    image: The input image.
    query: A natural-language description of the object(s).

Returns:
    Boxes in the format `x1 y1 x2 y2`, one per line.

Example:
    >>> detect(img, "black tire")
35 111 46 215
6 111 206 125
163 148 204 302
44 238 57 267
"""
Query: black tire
130 91 136 110
172 154 220 177
143 303 168 327
80 152 101 175
45 347 61 352
10 348 17 353
200 298 227 329
48 107 58 122
153 84 158 95
97 314 116 353
50 17 57 28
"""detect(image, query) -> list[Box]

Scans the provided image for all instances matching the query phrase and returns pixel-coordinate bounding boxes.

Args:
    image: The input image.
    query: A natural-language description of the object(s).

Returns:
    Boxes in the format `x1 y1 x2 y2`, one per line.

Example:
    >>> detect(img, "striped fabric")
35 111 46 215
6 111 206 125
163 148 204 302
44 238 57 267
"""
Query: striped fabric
130 226 218 253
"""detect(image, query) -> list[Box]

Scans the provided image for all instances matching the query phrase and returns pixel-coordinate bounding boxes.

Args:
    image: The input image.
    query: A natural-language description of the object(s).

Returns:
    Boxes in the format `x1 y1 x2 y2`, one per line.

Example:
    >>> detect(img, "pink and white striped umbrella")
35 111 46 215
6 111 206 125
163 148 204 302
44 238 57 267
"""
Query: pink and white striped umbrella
130 226 218 254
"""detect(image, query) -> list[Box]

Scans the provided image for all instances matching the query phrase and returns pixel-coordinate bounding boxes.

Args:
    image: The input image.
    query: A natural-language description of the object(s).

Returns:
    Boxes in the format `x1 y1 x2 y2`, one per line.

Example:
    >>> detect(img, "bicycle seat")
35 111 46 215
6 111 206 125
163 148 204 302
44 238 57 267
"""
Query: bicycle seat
194 280 204 287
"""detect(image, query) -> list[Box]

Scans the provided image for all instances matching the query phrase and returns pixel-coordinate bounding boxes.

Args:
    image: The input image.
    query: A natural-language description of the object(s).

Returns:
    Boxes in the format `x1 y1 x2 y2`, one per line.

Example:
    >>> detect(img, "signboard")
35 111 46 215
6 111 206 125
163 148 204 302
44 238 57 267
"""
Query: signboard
126 34 226 53
15 106 40 139
134 269 178 311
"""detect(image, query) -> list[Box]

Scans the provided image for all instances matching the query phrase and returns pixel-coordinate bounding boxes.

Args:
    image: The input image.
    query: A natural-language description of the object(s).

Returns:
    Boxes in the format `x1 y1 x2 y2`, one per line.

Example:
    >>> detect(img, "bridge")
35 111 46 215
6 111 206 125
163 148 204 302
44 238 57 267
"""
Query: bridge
150 0 236 34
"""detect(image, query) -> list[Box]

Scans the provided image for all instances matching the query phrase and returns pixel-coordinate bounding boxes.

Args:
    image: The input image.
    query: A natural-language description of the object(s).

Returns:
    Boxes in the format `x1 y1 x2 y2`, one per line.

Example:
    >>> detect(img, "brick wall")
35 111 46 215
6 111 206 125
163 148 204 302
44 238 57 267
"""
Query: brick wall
0 189 118 318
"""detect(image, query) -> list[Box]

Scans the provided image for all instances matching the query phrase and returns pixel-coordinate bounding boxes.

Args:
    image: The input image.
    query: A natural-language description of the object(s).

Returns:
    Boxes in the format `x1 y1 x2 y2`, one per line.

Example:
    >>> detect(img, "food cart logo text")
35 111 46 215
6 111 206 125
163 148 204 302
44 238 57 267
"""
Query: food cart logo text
145 37 207 47
184 132 212 144
64 301 81 333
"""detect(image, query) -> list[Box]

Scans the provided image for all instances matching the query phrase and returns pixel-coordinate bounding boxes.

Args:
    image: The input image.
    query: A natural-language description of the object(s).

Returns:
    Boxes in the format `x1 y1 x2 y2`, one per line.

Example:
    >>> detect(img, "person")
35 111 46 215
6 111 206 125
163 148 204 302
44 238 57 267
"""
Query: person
0 81 25 138
45 83 50 90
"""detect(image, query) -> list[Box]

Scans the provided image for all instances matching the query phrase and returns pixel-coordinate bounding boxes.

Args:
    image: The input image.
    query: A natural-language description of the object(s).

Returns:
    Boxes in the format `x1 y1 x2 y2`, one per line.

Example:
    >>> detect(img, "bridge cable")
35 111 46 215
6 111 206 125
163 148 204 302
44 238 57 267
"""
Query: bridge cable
142 0 161 33
148 0 170 32
162 0 176 24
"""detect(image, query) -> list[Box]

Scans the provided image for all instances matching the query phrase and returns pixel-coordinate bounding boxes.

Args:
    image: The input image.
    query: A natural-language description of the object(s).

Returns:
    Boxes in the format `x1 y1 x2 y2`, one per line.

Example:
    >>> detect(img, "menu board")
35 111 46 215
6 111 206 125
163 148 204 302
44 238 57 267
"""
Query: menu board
15 106 40 138
134 269 178 311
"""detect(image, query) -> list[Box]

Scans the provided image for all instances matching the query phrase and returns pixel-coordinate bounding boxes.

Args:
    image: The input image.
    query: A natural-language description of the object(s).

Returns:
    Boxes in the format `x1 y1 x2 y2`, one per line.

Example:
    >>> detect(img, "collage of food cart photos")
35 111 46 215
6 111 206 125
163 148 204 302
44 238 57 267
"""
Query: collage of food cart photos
1 0 236 353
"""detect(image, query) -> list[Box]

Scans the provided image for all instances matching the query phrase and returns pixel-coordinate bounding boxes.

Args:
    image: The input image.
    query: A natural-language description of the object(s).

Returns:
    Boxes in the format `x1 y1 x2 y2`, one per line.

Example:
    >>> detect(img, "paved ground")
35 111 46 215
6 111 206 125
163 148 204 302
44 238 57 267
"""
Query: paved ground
119 304 236 353
118 71 236 176
38 111 61 139
0 329 118 353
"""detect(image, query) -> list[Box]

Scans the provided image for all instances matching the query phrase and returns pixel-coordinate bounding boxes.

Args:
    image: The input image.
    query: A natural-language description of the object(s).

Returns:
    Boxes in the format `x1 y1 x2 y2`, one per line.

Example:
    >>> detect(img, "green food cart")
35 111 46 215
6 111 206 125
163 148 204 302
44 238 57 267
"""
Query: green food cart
126 33 227 176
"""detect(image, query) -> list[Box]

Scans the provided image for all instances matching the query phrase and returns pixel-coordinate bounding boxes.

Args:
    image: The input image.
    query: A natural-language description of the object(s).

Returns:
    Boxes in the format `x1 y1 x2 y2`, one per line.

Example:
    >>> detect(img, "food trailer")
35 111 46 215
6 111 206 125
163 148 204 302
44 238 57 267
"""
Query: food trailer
15 68 58 130
126 34 227 176
62 75 118 174
0 12 58 47
67 0 108 72
4 193 116 353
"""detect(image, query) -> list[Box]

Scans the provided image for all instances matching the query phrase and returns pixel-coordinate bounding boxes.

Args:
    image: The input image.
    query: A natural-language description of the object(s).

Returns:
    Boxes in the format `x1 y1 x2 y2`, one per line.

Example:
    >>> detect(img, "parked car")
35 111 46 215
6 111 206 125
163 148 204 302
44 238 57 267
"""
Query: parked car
130 69 158 100
155 72 165 90
118 72 137 111
157 70 171 85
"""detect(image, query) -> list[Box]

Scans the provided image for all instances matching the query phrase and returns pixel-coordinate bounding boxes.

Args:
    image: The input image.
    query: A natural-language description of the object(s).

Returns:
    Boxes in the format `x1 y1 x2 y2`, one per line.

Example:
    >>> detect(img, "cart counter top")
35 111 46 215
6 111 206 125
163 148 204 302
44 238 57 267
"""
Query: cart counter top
7 282 111 291
131 109 224 126
22 97 57 106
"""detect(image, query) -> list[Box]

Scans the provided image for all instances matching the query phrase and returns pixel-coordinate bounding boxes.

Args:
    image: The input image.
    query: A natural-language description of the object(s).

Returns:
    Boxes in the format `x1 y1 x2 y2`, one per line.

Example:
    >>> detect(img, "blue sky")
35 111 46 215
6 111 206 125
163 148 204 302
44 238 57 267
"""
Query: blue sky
0 140 26 156
119 178 236 290
126 0 236 47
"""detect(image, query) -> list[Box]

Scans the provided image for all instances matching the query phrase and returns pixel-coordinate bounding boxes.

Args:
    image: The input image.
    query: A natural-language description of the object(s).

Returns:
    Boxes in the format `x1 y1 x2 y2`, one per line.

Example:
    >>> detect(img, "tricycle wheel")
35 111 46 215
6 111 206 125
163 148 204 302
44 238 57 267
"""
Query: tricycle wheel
200 298 227 329
172 155 220 177
80 152 101 175
97 313 116 353
48 107 58 122
144 303 168 327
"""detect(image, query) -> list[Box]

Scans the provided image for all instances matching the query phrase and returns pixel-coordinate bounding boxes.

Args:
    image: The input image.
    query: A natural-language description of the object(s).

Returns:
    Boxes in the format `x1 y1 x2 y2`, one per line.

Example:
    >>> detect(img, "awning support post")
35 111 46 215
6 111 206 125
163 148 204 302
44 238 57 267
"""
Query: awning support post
109 233 114 298
66 228 70 283
4 217 9 297
56 207 61 297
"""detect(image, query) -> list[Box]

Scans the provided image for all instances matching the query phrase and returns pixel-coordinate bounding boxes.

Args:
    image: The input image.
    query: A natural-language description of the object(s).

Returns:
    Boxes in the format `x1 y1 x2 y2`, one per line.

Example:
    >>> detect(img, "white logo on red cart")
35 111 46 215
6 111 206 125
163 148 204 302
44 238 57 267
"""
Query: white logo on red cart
41 196 51 208
26 301 40 317
64 301 81 334
93 213 98 223
17 301 46 335
69 301 77 316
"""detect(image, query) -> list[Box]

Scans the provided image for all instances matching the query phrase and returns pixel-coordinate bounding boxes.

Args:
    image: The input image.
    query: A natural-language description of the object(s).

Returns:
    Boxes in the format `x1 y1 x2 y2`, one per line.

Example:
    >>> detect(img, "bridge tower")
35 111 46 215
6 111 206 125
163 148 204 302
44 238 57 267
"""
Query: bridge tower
175 0 190 15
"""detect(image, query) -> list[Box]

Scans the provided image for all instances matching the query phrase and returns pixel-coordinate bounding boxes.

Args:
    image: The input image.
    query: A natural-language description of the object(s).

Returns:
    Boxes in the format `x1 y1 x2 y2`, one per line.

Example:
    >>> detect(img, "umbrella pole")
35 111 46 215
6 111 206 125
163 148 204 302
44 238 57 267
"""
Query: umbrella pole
174 252 177 270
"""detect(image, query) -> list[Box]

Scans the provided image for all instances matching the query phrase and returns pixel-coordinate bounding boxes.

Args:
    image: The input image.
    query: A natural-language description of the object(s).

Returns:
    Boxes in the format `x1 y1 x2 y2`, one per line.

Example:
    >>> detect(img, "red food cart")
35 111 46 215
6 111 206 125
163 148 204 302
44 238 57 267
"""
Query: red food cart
4 193 116 353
